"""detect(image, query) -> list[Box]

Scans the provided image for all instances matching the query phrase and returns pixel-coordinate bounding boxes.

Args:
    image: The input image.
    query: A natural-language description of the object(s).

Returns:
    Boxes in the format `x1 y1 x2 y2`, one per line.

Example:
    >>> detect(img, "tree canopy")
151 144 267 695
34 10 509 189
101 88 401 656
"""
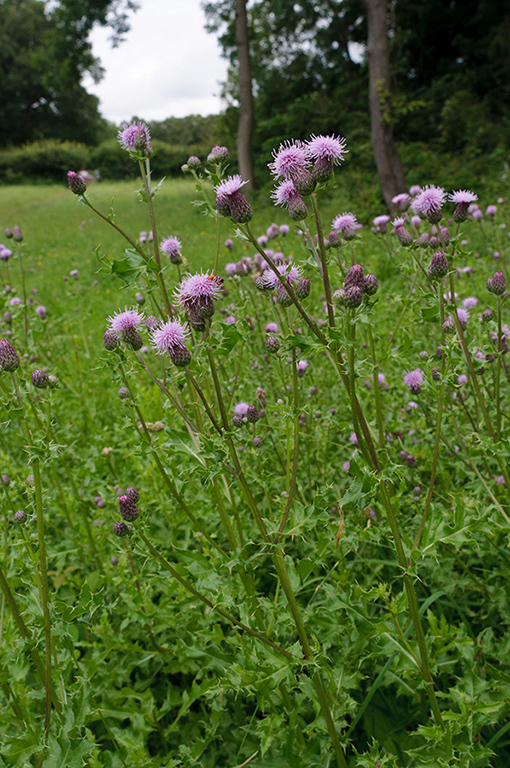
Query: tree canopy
0 0 138 147
204 0 510 163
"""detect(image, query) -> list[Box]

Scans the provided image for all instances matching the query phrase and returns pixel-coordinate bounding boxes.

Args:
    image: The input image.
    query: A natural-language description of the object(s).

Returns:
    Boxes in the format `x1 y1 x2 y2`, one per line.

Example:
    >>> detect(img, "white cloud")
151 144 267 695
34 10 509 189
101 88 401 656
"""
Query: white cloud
82 0 229 124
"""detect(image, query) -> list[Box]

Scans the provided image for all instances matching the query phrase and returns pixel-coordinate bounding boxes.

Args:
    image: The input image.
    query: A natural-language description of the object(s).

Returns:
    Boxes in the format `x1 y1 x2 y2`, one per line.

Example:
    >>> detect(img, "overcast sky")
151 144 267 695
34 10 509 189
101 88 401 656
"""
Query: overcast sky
82 0 230 125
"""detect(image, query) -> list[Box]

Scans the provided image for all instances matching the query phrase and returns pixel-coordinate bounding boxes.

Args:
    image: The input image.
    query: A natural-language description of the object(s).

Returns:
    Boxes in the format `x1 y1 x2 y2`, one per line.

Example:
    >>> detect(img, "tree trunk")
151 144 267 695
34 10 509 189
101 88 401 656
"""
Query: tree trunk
235 0 256 189
361 0 406 208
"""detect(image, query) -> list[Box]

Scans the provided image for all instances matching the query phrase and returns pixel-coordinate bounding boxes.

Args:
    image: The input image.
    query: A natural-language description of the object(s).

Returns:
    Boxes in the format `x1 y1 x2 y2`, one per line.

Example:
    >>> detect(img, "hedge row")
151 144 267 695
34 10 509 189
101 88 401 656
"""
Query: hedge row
0 139 212 184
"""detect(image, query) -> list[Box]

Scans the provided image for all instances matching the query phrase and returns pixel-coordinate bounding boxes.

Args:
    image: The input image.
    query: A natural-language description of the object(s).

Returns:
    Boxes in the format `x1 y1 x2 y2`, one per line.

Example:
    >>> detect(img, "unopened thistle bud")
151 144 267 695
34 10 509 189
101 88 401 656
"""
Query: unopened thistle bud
125 486 139 503
428 251 449 279
295 278 310 299
481 308 493 324
31 369 49 389
406 453 417 468
113 520 132 537
393 218 413 246
103 329 119 351
344 285 364 308
0 339 20 371
123 327 143 351
118 386 130 400
344 264 365 290
170 346 192 367
442 317 455 335
491 270 506 295
187 156 201 170
14 510 27 524
67 171 87 196
119 494 139 522
363 274 378 295
276 283 293 306
246 405 260 423
265 336 280 353
13 226 23 242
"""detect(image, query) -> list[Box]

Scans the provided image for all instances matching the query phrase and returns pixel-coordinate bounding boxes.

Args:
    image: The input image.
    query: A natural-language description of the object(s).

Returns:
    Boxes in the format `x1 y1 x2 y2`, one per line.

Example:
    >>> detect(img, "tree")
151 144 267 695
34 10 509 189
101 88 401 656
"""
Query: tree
234 0 256 187
361 0 406 206
0 0 138 147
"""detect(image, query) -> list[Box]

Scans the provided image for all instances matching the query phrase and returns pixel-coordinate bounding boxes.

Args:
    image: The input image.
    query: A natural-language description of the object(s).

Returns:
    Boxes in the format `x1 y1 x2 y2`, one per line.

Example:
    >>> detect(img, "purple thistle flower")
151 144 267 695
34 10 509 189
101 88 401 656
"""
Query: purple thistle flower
151 318 190 359
392 192 411 210
108 308 144 348
271 179 308 221
13 226 22 242
265 322 278 334
160 236 183 264
1 474 10 486
215 175 253 223
449 189 478 222
403 368 424 394
269 140 308 179
117 121 153 157
462 296 478 309
486 205 497 217
261 263 302 290
306 134 347 182
224 238 234 250
10 297 22 306
234 402 250 418
296 359 308 377
94 496 105 508
332 212 362 240
413 185 446 223
392 217 413 246
175 272 223 319
266 223 279 238
456 308 469 329
373 214 390 233
279 224 290 235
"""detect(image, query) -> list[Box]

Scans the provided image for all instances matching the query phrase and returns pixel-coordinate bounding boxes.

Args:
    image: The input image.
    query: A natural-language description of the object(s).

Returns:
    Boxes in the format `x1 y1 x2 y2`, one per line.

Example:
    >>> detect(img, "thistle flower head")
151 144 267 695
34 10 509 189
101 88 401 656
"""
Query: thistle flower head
268 140 309 179
151 319 190 355
261 263 302 290
67 171 87 196
306 134 347 163
160 236 182 260
392 192 411 210
332 212 362 239
215 174 248 198
271 179 300 206
215 175 252 222
108 307 144 341
449 189 478 205
175 272 223 313
207 145 229 163
403 368 424 393
413 185 446 222
117 121 153 156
